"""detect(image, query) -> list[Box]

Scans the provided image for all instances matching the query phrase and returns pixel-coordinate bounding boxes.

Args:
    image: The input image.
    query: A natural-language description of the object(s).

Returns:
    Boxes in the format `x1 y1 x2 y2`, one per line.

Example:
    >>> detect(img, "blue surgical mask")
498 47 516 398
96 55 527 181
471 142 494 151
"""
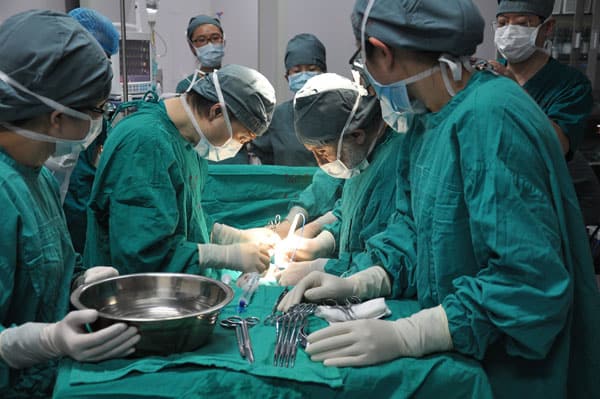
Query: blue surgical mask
288 71 320 93
195 43 225 68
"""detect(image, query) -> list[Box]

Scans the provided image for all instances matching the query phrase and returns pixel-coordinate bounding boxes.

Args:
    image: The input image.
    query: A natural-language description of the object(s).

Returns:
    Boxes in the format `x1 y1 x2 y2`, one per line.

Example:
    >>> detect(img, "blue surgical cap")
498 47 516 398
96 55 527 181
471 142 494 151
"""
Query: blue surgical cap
497 0 555 19
69 7 120 56
0 10 113 122
285 33 327 72
352 0 485 57
187 15 223 40
294 73 380 146
191 65 276 136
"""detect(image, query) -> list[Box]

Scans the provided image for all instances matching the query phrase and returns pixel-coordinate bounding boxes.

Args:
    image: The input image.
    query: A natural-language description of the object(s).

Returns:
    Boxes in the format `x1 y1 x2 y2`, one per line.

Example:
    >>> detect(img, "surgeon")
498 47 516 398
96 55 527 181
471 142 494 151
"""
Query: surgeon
276 73 405 286
252 33 326 166
279 1 600 398
63 7 120 254
489 0 600 226
84 64 278 277
0 10 140 397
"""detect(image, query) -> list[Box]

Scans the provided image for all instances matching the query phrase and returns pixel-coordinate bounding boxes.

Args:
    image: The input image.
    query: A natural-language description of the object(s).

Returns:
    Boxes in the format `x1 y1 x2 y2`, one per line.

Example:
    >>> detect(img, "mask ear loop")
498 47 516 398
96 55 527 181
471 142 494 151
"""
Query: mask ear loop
0 69 92 123
211 69 235 146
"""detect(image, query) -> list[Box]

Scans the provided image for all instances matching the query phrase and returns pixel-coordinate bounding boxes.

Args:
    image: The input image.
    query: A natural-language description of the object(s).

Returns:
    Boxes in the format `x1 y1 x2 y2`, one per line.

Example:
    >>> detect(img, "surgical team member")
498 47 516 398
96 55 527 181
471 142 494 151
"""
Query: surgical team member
63 7 120 254
279 1 600 398
490 0 600 226
176 15 225 93
252 33 326 166
276 73 403 286
84 65 277 277
0 10 140 397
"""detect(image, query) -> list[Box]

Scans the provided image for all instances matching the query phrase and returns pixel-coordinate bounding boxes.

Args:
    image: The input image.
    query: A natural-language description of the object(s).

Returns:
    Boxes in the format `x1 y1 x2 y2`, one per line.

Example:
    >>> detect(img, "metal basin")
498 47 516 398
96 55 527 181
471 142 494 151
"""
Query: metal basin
71 273 234 356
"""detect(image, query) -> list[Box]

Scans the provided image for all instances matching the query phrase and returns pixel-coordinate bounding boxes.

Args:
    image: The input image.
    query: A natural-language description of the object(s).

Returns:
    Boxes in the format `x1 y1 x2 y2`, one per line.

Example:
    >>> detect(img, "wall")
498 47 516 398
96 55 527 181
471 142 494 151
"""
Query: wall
0 0 65 24
475 0 500 61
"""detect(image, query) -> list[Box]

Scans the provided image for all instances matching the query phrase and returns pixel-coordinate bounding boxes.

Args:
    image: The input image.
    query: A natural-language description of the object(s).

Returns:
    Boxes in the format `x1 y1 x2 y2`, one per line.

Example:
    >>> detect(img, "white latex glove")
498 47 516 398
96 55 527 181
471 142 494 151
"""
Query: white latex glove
198 243 270 273
0 310 140 368
275 258 328 286
277 267 391 312
306 305 453 367
212 223 280 247
276 231 335 264
296 212 338 239
83 266 119 285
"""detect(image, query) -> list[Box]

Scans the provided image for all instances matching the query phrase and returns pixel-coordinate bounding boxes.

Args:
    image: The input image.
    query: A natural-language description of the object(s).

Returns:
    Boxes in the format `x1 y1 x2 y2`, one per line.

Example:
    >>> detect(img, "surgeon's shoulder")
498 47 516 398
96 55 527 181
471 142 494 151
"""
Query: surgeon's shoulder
463 71 541 121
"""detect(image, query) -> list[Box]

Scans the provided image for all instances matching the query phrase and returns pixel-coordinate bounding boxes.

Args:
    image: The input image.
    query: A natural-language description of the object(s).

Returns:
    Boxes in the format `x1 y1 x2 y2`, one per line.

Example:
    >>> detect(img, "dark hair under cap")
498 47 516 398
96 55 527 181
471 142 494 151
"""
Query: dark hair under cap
0 9 113 122
497 0 555 19
285 33 327 72
187 15 223 40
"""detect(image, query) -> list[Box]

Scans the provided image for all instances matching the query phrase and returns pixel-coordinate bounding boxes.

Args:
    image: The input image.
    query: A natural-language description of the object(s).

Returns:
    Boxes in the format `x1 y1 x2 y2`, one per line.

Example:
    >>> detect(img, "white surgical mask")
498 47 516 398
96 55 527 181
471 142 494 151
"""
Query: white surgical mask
494 22 548 63
319 93 376 179
179 72 243 162
0 69 104 159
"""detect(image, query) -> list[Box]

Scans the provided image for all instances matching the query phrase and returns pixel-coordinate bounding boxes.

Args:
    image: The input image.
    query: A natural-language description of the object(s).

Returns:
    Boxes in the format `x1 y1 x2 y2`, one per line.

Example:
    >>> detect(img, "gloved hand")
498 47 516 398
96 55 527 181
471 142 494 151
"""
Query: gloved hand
198 243 270 273
276 231 336 263
83 266 119 285
306 305 453 367
278 267 391 312
296 212 337 239
273 206 308 239
212 223 280 247
275 258 328 286
0 310 140 368
72 266 119 290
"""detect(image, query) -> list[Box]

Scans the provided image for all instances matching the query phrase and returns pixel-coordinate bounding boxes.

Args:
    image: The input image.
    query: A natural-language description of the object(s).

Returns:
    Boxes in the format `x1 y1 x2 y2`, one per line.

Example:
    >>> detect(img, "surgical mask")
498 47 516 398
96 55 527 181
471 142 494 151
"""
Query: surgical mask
179 73 243 162
288 71 320 93
494 23 548 63
0 69 104 158
319 93 375 179
195 43 225 68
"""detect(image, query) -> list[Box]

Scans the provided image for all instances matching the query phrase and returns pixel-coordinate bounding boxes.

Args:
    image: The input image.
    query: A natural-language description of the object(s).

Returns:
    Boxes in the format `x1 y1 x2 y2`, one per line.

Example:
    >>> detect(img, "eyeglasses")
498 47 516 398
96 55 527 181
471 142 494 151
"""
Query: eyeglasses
86 101 116 119
191 33 224 46
348 46 370 89
492 16 541 30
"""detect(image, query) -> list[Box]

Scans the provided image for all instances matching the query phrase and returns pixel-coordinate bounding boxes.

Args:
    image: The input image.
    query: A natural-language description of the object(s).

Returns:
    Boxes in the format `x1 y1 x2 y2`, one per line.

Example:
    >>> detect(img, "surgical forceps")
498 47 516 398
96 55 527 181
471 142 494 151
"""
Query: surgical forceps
320 296 362 320
267 214 281 231
220 316 259 363
273 303 317 367
264 287 289 326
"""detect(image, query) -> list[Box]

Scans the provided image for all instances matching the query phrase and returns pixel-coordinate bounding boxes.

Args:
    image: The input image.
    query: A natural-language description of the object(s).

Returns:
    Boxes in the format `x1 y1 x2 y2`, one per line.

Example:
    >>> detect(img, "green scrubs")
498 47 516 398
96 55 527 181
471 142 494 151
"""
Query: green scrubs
0 150 78 398
322 128 405 276
84 101 210 275
289 168 344 222
379 70 600 398
251 100 318 166
523 57 600 225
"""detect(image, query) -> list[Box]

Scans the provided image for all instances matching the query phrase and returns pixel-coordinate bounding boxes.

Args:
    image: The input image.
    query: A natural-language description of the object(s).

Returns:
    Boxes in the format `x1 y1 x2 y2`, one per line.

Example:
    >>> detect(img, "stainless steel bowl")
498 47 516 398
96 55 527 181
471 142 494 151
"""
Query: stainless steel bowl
70 273 234 356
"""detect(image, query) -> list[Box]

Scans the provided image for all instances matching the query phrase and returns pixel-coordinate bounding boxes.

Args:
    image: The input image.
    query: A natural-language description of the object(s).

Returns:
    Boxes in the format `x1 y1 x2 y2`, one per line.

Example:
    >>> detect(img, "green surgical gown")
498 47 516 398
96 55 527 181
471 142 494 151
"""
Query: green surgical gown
373 71 600 398
523 57 600 225
251 100 318 166
0 150 78 398
84 101 210 275
289 168 344 222
322 129 405 276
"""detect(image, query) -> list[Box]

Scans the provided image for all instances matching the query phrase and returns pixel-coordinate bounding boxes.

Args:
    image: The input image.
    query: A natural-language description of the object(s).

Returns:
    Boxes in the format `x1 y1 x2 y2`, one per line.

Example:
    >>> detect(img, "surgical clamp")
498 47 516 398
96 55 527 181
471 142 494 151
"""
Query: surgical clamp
220 316 259 363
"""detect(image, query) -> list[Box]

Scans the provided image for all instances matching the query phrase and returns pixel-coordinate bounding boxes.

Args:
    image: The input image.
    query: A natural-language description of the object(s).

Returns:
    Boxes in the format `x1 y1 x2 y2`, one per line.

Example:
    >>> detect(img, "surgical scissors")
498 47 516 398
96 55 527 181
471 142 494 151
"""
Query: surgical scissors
220 316 259 363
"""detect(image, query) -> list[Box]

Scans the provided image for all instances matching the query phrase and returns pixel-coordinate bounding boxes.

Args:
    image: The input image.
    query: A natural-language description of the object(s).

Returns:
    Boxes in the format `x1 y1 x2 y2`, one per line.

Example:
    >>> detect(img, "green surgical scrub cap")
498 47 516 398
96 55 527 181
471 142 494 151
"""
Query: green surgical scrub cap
187 15 223 40
352 0 485 56
191 64 276 136
497 0 555 19
0 10 113 122
285 33 327 72
294 73 380 146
